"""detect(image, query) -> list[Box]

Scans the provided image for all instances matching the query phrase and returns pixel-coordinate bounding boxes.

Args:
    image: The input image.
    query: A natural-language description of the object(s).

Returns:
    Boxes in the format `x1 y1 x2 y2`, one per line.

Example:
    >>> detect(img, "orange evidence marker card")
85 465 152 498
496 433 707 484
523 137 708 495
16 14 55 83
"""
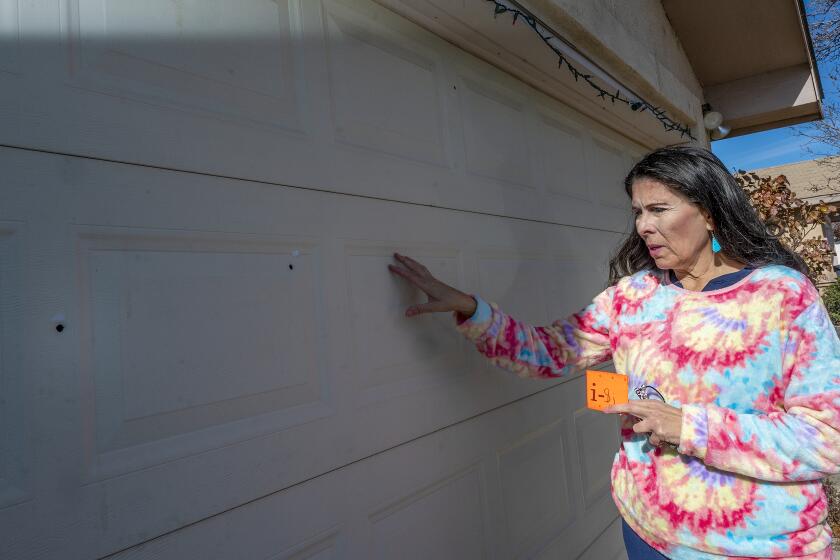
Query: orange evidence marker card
586 370 629 411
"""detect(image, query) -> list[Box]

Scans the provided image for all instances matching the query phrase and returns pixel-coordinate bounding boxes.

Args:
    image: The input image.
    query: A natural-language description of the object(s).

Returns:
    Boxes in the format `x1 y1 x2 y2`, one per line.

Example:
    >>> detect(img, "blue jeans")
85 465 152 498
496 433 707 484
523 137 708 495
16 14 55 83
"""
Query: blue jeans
622 519 670 559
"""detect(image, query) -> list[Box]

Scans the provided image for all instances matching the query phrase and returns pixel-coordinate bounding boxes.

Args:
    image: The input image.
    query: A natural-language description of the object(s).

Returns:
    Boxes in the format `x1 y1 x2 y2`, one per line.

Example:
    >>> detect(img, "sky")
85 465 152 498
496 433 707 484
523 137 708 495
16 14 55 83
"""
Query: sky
711 7 838 173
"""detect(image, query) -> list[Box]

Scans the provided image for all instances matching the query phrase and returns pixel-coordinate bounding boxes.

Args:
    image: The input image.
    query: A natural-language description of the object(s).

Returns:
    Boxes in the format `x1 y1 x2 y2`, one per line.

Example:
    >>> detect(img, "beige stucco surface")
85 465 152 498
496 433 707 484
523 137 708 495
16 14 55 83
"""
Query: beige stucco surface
374 0 709 149
528 0 704 126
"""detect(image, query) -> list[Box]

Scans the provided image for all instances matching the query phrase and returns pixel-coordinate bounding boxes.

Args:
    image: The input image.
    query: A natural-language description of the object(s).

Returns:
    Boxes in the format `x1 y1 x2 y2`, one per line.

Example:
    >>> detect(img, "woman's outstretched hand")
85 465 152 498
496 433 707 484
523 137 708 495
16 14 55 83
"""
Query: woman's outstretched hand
388 253 478 318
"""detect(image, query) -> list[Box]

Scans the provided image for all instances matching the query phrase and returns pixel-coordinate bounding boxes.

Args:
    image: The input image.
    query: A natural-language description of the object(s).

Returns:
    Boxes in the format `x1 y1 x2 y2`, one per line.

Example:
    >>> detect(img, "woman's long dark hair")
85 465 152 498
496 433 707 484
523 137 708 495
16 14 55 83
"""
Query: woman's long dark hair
608 145 808 285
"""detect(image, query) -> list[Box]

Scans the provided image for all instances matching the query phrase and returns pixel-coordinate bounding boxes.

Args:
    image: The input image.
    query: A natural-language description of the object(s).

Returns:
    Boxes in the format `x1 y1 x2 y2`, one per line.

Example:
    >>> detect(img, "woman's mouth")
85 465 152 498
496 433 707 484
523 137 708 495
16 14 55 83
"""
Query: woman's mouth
648 245 665 257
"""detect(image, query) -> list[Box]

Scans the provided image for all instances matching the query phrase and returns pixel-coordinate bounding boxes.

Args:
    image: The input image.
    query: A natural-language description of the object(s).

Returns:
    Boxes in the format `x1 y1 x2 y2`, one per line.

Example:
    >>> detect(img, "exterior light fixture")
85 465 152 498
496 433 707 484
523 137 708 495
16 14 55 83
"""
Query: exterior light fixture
710 124 732 140
702 103 730 140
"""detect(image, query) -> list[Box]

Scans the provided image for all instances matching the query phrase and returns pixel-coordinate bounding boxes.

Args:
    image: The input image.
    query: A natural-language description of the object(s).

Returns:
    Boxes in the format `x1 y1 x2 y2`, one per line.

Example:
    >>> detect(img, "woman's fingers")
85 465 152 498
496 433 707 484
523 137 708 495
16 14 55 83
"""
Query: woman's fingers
389 263 440 300
390 254 444 295
632 418 664 447
394 253 428 276
390 254 430 284
605 401 663 417
632 418 652 434
390 253 470 316
618 405 682 447
387 262 417 282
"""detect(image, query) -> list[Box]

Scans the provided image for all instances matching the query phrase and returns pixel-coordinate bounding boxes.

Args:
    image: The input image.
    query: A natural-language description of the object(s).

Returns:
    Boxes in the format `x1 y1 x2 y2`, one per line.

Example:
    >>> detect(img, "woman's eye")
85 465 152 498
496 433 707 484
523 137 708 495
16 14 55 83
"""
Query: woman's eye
632 207 665 217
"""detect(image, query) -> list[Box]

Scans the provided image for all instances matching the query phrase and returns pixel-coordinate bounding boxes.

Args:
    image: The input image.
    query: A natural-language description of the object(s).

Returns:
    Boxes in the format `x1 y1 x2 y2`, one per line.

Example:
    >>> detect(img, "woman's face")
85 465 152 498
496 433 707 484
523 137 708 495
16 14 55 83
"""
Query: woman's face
630 178 714 271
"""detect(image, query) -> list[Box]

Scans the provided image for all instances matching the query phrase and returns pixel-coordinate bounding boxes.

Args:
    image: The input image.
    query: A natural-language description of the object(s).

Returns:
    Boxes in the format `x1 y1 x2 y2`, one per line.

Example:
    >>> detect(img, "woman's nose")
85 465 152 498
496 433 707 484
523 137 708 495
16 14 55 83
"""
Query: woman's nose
636 214 655 235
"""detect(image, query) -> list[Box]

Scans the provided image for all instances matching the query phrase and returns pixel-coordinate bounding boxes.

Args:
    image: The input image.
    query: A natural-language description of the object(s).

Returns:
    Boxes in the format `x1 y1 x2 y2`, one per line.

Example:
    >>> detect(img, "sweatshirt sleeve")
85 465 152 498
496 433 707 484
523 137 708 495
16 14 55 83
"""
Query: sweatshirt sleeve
452 284 616 379
678 294 840 482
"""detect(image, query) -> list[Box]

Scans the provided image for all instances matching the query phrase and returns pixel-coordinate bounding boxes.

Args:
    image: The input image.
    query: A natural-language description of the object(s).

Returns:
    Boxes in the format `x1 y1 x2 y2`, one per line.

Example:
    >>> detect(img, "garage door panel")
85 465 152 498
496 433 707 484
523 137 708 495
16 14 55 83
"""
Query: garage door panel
369 464 487 560
69 0 301 132
324 0 450 167
0 223 29 509
590 135 631 211
476 250 552 325
76 228 331 481
497 418 575 553
345 244 468 405
279 530 342 560
519 381 623 559
109 479 347 560
572 516 629 560
459 75 534 189
538 111 592 202
0 0 19 73
535 115 634 229
0 0 21 142
538 191 625 236
2 147 629 557
108 380 619 560
574 406 621 511
547 250 616 321
6 0 642 234
0 0 20 99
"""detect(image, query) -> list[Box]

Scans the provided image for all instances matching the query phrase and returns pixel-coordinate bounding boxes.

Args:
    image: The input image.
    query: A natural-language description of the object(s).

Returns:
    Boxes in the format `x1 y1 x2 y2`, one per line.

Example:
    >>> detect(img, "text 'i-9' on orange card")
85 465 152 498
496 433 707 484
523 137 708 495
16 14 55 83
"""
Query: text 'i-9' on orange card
586 370 629 411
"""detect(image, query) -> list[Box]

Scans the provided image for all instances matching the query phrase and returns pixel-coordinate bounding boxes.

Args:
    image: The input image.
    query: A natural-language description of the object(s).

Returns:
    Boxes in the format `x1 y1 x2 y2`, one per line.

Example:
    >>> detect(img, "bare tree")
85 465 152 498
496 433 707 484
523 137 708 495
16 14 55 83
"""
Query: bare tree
809 0 840 63
791 0 840 194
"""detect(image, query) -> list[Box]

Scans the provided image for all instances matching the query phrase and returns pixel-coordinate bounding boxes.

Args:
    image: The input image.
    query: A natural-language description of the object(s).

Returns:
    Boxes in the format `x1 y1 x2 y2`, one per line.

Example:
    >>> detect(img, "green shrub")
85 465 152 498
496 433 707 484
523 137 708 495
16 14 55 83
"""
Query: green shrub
822 280 840 326
825 477 840 550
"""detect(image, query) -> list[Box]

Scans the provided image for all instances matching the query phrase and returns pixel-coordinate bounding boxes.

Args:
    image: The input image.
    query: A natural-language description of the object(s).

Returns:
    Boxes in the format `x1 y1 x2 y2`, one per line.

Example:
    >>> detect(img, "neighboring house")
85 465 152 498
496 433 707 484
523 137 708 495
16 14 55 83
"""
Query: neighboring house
0 1 822 559
750 156 840 287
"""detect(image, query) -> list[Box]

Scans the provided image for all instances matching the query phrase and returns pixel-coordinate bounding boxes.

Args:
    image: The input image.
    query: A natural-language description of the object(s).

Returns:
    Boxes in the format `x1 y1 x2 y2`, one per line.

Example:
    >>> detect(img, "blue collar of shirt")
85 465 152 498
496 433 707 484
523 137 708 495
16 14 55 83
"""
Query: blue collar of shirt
668 267 754 291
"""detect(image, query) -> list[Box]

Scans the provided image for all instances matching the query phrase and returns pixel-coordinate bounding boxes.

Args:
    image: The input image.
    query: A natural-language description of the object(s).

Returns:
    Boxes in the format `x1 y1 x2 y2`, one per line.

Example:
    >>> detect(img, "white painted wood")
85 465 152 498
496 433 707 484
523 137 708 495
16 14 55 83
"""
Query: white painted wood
324 0 451 167
0 0 644 557
567 515 628 560
575 407 621 511
0 146 623 558
0 222 28 510
0 0 643 232
104 378 620 560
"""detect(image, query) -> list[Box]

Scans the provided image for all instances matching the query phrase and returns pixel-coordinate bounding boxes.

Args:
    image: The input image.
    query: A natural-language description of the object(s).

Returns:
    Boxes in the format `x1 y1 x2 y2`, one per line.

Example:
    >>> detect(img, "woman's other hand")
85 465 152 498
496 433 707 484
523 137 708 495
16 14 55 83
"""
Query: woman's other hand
604 401 683 447
388 253 477 318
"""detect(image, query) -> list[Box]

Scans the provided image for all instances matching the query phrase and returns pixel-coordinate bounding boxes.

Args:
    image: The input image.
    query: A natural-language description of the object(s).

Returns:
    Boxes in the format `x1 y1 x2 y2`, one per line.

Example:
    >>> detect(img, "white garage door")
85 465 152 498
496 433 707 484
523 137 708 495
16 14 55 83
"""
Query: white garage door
0 0 643 558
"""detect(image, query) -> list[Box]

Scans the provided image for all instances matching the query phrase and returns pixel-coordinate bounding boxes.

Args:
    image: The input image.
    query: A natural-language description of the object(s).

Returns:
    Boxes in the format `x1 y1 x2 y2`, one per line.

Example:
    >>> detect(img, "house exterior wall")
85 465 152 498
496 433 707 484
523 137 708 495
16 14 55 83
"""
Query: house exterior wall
526 0 705 128
375 0 708 150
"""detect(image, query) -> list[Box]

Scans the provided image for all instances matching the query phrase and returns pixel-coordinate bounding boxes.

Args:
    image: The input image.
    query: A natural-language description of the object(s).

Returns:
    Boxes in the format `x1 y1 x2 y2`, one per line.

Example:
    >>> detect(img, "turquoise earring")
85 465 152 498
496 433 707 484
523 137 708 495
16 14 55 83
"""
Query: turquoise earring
711 233 722 254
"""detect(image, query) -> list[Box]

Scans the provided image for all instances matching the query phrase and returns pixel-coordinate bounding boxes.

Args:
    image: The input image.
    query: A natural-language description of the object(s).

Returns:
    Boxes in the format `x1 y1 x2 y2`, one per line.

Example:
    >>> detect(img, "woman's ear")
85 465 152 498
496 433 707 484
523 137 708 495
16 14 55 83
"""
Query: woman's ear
700 208 715 232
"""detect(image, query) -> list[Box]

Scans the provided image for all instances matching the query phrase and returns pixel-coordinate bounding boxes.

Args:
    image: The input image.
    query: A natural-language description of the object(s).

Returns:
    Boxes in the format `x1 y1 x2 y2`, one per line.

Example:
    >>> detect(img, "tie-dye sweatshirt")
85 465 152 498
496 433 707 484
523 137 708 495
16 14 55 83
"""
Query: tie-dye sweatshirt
453 265 840 560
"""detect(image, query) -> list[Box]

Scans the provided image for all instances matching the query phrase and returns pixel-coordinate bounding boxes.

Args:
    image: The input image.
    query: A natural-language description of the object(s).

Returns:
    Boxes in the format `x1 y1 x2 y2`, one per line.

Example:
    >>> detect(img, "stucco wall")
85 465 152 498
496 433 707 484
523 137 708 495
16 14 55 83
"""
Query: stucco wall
525 0 706 147
373 0 708 149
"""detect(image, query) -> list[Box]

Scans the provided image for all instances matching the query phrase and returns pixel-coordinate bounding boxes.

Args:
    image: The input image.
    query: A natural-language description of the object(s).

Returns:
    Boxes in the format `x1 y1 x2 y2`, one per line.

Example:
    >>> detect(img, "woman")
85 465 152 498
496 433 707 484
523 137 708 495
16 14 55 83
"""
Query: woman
388 146 840 559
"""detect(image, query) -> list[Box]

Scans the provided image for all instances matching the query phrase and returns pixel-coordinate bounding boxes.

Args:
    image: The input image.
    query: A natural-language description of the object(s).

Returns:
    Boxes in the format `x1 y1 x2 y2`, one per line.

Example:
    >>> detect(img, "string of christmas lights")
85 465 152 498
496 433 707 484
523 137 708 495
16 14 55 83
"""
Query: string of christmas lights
486 0 696 140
